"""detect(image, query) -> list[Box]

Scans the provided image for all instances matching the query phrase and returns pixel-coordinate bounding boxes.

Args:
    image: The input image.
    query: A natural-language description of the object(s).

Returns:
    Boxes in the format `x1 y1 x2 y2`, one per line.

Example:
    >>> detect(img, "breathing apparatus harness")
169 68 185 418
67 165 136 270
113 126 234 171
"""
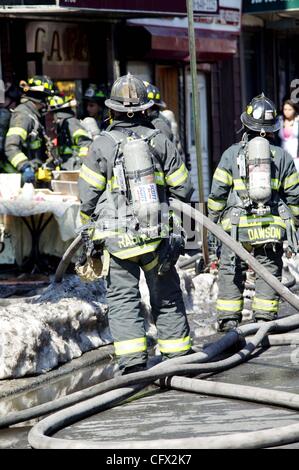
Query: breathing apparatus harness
99 126 162 238
233 132 297 253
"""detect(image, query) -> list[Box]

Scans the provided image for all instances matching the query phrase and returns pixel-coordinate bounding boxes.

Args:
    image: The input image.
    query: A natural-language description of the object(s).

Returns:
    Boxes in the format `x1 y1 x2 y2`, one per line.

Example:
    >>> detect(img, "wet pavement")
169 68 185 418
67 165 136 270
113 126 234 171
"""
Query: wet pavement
1 283 299 449
54 343 299 449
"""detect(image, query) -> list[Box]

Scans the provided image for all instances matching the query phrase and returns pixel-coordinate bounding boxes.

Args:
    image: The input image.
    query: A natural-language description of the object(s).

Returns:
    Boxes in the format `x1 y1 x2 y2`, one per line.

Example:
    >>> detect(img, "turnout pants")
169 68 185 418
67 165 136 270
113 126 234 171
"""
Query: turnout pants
106 252 191 370
216 243 283 323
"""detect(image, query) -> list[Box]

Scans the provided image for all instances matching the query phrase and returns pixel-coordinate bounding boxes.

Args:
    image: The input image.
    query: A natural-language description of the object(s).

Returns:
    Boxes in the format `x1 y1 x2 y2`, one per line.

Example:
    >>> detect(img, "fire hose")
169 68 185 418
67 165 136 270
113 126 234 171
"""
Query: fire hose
5 200 299 448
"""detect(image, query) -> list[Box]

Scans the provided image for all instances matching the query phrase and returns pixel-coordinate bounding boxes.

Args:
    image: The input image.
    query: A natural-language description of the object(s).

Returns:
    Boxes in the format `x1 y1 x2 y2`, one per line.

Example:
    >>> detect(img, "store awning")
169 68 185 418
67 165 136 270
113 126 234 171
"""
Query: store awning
125 23 238 61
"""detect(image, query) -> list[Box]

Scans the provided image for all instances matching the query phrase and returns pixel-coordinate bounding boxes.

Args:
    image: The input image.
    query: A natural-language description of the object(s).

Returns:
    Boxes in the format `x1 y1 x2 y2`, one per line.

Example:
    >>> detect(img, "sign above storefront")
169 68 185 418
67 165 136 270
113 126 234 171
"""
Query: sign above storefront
0 1 55 4
243 0 299 14
58 0 187 14
26 22 90 79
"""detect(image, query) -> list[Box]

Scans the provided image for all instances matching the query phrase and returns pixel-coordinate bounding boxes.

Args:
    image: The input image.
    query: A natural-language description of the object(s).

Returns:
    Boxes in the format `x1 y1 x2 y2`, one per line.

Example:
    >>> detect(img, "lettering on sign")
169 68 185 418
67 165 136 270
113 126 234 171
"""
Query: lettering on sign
26 22 90 78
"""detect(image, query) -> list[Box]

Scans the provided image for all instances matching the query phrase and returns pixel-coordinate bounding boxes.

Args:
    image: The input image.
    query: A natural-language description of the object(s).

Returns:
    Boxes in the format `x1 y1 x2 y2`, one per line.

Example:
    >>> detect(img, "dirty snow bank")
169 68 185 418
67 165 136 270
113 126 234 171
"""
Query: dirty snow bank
0 265 218 379
0 276 112 379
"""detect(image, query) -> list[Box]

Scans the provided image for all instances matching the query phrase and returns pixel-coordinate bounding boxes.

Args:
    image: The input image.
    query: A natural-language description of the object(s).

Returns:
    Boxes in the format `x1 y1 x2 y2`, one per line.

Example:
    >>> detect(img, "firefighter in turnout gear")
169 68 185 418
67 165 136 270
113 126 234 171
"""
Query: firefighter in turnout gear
144 81 188 168
0 83 20 169
4 75 54 184
48 95 92 170
208 93 299 332
143 81 173 142
83 83 107 132
78 73 193 374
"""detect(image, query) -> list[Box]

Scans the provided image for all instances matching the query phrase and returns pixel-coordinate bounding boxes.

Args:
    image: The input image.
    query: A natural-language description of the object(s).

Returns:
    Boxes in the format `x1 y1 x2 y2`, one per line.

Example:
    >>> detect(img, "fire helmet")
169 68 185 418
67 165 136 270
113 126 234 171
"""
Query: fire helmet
19 75 54 102
143 81 166 109
48 95 77 112
105 73 154 113
84 84 106 103
240 93 280 133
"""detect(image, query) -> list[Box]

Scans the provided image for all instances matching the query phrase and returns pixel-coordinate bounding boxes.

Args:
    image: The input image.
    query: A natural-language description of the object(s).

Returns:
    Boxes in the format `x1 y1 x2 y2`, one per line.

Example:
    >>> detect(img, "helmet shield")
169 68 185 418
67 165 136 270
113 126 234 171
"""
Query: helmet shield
241 93 280 133
105 73 154 113
143 81 166 109
84 84 106 103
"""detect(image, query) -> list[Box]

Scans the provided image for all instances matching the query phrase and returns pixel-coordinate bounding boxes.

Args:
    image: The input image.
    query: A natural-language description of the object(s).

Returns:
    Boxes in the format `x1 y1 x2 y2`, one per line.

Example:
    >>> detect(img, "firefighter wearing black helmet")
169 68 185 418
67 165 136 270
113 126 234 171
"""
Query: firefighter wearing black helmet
78 73 193 374
4 75 54 184
208 93 299 332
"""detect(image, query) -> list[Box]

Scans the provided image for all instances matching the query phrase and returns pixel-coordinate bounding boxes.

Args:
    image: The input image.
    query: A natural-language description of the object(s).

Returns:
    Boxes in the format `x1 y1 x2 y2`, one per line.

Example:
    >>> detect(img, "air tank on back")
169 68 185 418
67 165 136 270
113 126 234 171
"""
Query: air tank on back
123 138 159 232
248 136 272 207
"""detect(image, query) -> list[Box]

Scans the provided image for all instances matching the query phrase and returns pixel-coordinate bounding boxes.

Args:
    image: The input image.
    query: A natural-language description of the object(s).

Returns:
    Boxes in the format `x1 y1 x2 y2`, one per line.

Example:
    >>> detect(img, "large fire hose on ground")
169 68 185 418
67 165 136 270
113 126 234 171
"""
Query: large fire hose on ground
11 201 299 448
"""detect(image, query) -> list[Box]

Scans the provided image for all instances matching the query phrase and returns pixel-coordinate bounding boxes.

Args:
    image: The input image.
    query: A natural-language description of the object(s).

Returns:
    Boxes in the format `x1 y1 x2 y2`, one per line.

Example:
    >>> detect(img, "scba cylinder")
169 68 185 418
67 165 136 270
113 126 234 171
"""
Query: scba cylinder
248 136 272 205
123 138 160 230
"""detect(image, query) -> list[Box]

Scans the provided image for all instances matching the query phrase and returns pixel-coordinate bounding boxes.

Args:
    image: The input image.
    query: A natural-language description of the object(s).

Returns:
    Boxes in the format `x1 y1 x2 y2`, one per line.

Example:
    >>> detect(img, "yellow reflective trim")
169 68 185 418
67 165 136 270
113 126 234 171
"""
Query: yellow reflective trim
107 176 120 191
271 179 280 190
78 146 89 157
289 205 299 216
6 127 28 140
233 179 247 191
221 215 286 231
216 298 243 312
113 240 161 260
233 178 280 191
283 173 299 190
214 168 233 186
142 256 159 272
79 164 106 190
154 171 165 186
165 163 188 187
208 198 226 211
114 337 147 356
80 211 91 223
11 152 28 168
73 128 89 144
158 336 191 353
252 297 279 312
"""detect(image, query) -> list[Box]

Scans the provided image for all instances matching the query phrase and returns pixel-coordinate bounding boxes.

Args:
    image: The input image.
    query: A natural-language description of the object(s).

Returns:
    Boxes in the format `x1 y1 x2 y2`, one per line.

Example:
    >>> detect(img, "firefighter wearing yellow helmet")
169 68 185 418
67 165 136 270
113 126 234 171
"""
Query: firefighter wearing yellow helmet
48 95 92 170
4 75 54 184
208 93 299 332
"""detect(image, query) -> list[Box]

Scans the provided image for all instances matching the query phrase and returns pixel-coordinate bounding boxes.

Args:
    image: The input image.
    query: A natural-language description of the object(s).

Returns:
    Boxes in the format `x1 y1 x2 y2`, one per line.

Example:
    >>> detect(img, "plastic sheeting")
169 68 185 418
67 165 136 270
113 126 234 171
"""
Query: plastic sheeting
0 196 80 265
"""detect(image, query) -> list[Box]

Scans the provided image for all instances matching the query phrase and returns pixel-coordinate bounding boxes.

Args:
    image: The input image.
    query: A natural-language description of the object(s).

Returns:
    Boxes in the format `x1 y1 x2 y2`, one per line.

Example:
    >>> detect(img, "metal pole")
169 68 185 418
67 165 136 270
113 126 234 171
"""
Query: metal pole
186 0 209 265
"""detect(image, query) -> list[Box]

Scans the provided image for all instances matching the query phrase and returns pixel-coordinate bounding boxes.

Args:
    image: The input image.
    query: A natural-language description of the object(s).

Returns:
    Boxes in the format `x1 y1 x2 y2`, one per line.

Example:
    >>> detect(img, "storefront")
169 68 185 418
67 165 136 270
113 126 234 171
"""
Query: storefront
242 0 299 110
0 0 242 200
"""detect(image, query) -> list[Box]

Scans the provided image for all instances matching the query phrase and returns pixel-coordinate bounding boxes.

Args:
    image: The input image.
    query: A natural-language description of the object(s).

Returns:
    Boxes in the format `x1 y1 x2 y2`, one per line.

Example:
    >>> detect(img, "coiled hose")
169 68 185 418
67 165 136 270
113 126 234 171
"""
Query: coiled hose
24 201 299 448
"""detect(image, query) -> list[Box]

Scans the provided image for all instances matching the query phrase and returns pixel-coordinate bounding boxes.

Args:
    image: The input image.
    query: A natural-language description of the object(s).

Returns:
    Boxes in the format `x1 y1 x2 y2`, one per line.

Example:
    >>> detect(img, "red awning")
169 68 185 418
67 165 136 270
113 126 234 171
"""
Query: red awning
142 24 237 61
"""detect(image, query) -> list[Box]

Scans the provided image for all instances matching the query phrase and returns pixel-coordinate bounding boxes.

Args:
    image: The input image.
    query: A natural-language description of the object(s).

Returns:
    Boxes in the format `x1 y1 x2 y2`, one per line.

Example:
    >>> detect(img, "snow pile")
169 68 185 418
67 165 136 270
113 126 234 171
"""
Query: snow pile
0 261 227 380
0 276 112 379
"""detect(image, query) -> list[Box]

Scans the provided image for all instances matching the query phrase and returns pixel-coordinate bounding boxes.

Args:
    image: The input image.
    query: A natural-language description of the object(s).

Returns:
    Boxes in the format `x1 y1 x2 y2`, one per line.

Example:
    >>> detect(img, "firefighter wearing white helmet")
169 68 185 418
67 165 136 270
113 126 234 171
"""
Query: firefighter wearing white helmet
78 73 193 374
48 95 92 170
208 93 299 332
4 75 54 184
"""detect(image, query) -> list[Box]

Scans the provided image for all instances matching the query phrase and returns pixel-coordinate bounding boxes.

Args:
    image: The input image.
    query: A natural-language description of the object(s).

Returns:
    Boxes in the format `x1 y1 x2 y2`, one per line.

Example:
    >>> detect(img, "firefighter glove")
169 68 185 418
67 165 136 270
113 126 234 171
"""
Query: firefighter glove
21 164 36 184
158 233 185 275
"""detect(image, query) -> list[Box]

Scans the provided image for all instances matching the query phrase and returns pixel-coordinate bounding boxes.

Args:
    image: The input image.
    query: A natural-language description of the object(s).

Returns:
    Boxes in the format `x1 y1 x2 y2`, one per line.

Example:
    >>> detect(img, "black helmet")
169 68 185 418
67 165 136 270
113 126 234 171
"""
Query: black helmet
19 75 54 102
84 84 106 103
105 73 154 113
5 82 21 102
240 93 280 133
143 81 166 109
